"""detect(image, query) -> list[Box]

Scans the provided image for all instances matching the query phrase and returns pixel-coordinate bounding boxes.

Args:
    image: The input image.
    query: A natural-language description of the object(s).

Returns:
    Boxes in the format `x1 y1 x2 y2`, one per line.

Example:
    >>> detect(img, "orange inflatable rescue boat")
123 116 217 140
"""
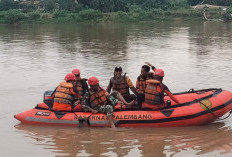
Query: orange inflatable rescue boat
14 88 232 127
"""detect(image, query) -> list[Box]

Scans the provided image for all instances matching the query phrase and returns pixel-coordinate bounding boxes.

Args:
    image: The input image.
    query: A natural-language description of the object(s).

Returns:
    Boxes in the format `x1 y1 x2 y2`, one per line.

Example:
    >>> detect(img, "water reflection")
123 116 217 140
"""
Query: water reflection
188 21 232 56
15 122 232 157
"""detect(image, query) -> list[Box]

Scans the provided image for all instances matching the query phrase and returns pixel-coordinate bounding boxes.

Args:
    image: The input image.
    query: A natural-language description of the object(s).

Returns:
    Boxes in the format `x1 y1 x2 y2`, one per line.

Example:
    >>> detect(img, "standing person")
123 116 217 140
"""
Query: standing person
72 68 89 97
106 66 137 103
144 69 180 109
136 65 154 107
53 73 81 111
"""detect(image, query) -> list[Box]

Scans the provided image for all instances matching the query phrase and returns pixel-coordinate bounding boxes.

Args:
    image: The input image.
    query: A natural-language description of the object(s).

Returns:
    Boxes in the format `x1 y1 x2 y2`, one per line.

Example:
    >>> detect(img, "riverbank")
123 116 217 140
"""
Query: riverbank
0 7 231 24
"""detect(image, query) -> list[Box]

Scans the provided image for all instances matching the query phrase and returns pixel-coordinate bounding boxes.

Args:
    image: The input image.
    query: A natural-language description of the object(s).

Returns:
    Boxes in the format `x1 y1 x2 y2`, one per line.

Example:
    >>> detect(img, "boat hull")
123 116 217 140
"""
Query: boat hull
14 89 232 127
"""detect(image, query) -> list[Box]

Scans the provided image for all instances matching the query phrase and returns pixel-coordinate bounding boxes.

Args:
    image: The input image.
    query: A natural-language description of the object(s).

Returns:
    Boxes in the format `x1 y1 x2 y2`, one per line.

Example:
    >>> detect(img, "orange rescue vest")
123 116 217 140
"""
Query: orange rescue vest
89 87 108 107
137 73 153 93
111 76 129 96
54 82 75 105
145 80 164 105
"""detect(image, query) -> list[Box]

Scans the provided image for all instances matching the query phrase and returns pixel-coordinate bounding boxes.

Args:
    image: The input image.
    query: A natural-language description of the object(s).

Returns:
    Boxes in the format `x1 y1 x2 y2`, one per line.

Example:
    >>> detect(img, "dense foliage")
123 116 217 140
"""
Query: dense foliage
187 0 232 6
0 0 231 24
4 9 26 24
0 0 231 12
0 0 18 11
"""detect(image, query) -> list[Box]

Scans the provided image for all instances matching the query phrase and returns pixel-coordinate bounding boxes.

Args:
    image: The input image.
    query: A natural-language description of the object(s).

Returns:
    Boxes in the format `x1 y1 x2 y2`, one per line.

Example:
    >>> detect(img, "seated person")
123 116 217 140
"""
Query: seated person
107 66 137 103
53 73 82 111
85 76 134 128
144 69 180 109
136 64 154 107
72 68 89 97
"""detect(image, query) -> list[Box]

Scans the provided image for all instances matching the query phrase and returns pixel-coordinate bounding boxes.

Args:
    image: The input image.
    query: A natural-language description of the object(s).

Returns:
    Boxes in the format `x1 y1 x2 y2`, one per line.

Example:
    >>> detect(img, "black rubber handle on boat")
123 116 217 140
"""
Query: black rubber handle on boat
77 105 101 127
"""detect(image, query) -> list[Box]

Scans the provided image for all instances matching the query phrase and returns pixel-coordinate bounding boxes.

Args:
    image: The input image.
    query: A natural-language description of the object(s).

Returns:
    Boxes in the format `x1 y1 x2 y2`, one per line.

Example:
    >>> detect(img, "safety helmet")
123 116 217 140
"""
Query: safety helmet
64 73 76 82
88 76 99 86
72 68 80 75
154 69 164 77
114 66 122 72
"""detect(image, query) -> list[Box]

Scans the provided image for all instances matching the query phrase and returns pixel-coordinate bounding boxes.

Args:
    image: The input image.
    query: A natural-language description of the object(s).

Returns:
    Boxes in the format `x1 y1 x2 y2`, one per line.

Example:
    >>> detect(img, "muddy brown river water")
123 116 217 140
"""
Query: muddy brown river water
0 21 232 157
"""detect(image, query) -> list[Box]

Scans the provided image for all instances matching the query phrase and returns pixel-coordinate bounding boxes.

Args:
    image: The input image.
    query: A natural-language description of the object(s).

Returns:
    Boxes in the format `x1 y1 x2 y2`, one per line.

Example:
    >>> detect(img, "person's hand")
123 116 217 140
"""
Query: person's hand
91 109 98 114
117 100 124 106
76 100 81 104
145 62 152 67
82 105 90 112
73 100 80 106
84 108 89 112
138 91 143 94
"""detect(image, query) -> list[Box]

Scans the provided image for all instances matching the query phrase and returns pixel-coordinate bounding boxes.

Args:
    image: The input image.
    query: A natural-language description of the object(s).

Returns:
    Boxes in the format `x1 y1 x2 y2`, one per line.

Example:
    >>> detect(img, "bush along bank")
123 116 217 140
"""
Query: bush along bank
0 7 231 24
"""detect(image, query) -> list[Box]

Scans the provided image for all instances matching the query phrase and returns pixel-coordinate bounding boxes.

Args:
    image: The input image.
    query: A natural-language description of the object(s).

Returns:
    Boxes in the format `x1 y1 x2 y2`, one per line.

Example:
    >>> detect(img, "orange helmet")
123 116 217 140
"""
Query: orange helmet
64 73 76 82
88 76 99 86
72 68 80 75
154 69 164 77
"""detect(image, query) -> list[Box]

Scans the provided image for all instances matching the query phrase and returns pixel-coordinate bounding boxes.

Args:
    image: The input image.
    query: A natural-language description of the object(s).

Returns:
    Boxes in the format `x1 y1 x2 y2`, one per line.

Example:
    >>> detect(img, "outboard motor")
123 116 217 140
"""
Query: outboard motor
43 90 55 109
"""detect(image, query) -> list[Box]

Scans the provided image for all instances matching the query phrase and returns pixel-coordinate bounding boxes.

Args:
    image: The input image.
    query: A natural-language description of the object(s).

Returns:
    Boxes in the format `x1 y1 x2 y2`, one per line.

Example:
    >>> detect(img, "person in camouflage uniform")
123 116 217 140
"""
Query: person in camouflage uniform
83 76 133 128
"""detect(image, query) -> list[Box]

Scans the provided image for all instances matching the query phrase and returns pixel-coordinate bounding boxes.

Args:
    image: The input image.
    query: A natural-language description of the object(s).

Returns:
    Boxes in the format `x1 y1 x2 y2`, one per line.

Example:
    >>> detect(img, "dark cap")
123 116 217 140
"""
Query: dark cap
114 66 122 72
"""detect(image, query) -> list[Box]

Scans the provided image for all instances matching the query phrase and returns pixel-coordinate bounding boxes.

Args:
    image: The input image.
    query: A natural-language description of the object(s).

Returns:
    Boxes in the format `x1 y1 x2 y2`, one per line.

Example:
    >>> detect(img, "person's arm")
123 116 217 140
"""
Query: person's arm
145 62 156 71
82 100 98 113
102 87 116 106
70 88 81 99
164 90 180 104
130 87 138 96
88 106 98 113
126 77 138 96
88 99 99 113
106 79 112 93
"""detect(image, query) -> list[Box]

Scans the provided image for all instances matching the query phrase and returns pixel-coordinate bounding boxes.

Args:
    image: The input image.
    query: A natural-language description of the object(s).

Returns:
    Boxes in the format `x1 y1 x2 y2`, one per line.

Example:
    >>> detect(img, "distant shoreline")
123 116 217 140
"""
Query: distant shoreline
0 8 231 25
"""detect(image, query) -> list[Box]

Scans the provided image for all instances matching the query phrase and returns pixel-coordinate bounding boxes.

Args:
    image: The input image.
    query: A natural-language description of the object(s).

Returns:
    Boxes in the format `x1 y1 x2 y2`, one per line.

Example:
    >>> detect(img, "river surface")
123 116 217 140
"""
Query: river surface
0 21 232 157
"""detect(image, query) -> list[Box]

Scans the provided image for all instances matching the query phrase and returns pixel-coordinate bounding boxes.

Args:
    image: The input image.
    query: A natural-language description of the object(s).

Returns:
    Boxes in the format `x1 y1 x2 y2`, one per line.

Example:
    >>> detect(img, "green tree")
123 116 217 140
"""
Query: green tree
4 9 26 24
43 0 57 12
188 0 232 6
187 0 202 5
141 0 171 10
214 0 232 6
78 0 92 7
78 0 174 12
0 0 18 11
58 0 76 12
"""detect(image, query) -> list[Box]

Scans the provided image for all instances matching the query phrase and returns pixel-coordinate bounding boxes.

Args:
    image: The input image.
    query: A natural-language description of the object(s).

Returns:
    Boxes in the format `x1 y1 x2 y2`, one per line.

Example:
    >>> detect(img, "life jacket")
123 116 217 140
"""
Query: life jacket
73 80 83 96
54 82 75 105
144 79 164 105
111 76 129 96
137 73 154 93
89 87 108 107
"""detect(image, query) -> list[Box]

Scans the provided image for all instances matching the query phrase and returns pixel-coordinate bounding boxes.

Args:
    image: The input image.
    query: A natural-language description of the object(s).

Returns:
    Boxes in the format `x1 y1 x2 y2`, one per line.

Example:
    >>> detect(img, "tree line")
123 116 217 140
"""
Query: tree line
0 0 232 12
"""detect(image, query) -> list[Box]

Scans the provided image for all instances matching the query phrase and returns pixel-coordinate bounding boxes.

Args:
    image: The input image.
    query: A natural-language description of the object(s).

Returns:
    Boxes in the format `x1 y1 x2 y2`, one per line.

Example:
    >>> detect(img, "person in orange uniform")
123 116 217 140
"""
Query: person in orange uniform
72 68 89 97
53 73 81 111
107 66 137 103
87 76 116 128
144 69 180 109
136 65 155 107
136 63 157 93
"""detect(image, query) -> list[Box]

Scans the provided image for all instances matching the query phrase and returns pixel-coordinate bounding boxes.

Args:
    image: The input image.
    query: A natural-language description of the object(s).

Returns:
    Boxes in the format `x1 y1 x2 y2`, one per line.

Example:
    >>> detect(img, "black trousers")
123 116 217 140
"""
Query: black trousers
123 94 137 102
137 93 145 108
